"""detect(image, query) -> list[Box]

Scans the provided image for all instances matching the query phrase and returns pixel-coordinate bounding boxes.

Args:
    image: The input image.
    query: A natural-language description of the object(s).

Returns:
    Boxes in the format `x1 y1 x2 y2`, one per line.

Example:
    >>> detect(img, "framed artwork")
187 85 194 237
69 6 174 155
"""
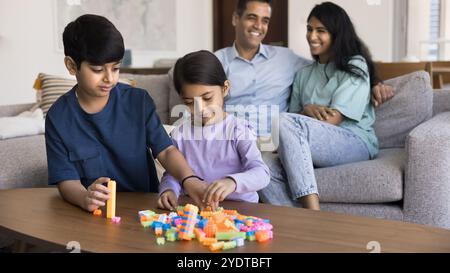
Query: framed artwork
53 0 176 52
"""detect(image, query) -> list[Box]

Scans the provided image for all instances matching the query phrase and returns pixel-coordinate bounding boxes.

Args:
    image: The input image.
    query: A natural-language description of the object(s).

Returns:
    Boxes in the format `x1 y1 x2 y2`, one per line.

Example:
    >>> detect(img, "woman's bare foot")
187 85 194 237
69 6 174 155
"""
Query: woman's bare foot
298 194 320 211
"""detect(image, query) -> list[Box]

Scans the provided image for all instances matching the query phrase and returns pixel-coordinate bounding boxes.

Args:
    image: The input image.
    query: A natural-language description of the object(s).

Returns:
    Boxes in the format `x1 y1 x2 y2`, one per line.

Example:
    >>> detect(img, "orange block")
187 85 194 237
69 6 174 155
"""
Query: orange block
204 222 217 238
255 231 270 242
93 209 102 216
106 180 116 219
201 238 217 246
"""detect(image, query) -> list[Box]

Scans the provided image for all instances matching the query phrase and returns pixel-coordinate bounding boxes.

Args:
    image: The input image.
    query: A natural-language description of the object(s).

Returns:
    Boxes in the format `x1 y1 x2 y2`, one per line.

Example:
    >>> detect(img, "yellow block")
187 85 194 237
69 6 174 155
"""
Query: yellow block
107 180 116 219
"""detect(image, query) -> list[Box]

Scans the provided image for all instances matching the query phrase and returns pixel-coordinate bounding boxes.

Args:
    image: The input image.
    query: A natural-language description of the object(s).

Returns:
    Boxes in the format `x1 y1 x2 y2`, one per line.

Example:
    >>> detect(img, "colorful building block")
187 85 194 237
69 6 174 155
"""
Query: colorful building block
255 230 270 242
223 241 237 250
93 209 102 216
216 232 246 241
209 241 224 251
234 237 245 247
112 216 121 224
178 204 199 240
137 205 274 252
156 237 165 245
155 227 163 236
106 180 116 219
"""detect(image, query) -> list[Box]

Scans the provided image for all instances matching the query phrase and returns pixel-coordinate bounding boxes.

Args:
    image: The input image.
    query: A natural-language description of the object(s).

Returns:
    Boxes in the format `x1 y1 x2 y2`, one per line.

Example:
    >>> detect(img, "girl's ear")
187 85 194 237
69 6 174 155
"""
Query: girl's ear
64 57 78 75
223 80 231 97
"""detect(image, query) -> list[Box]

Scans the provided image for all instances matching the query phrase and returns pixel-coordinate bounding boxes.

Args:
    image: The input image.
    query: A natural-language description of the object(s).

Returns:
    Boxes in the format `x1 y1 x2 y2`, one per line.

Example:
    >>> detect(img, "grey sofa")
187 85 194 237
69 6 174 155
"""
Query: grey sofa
1 71 450 229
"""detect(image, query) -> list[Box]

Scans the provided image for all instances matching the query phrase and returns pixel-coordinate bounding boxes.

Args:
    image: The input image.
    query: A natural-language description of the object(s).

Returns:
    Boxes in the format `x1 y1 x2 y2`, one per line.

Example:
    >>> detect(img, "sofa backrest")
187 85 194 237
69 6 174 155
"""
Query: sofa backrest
121 73 171 124
374 71 433 149
122 70 438 150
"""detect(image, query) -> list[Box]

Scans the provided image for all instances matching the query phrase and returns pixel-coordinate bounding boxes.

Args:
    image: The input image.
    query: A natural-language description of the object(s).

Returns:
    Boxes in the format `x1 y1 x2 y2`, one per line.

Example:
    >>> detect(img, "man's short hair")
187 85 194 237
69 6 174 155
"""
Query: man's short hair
236 0 272 16
63 14 124 68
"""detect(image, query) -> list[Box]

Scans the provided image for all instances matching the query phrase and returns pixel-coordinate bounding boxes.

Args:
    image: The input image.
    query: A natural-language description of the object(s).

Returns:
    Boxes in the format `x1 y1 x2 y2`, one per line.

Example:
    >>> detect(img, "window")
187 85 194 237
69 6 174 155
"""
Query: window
406 0 450 61
427 0 441 60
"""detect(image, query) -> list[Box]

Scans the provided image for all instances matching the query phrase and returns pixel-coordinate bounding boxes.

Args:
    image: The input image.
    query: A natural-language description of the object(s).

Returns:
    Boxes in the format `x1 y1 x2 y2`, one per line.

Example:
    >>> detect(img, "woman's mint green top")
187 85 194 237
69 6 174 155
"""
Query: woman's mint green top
289 56 379 158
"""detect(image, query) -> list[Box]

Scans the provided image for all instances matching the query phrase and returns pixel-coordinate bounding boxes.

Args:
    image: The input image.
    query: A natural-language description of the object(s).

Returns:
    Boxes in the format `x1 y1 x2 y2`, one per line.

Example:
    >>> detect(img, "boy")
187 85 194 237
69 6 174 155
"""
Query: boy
45 14 208 212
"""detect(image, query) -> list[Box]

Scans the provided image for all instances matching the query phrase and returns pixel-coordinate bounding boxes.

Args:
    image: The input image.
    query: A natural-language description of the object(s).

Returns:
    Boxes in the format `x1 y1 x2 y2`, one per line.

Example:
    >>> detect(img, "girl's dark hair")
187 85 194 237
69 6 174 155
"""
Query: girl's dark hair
308 2 379 87
173 50 228 95
63 14 124 69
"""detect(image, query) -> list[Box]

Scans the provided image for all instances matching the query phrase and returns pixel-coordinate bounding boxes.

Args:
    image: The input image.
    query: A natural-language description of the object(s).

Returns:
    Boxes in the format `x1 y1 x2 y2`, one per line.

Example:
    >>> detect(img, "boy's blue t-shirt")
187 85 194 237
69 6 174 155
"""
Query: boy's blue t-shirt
45 83 172 192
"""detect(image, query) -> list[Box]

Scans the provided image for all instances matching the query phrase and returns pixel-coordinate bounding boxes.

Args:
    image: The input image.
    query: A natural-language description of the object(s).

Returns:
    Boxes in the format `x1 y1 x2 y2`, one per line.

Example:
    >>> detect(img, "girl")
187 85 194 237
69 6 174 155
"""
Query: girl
157 50 270 211
264 2 379 210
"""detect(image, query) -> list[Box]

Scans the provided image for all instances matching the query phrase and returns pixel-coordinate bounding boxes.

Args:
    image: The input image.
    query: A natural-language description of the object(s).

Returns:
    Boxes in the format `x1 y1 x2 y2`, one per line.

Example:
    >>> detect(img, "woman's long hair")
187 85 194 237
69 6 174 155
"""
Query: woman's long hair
308 2 379 87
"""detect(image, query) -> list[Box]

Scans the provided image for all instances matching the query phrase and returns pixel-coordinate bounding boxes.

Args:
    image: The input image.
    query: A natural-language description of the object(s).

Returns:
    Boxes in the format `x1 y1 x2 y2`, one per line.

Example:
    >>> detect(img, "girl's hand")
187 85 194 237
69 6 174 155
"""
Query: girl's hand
303 104 336 121
83 177 111 212
203 178 237 211
157 190 178 210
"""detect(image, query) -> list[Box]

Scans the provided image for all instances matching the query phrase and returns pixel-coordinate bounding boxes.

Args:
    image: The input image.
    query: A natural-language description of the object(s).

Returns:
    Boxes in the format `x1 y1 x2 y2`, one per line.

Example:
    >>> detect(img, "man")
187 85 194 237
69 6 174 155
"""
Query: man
215 0 394 137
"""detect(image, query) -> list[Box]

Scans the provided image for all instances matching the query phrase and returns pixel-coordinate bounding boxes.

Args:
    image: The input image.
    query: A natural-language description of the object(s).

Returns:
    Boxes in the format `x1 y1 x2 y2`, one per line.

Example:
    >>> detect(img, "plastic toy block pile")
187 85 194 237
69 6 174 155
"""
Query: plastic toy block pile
138 204 273 252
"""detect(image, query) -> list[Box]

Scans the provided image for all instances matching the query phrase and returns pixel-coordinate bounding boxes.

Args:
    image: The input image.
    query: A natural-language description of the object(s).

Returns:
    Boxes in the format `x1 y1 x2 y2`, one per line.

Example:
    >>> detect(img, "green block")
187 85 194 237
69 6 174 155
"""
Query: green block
156 237 165 245
216 232 246 241
223 241 237 250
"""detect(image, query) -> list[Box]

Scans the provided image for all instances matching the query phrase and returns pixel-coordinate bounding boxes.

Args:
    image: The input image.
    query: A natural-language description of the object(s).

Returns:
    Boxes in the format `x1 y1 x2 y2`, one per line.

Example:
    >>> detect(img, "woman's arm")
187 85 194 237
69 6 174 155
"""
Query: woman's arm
302 104 344 125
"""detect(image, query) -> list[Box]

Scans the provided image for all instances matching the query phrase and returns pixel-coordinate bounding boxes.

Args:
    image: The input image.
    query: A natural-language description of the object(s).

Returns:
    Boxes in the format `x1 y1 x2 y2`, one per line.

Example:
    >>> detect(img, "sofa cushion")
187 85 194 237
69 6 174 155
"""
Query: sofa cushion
374 71 433 149
35 73 135 118
121 73 171 124
0 134 48 189
316 148 405 203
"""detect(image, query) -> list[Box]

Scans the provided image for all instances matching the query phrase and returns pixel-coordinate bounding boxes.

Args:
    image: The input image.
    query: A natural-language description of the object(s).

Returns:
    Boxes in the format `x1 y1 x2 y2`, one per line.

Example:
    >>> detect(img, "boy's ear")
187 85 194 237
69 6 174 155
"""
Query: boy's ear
64 57 78 75
223 80 231 97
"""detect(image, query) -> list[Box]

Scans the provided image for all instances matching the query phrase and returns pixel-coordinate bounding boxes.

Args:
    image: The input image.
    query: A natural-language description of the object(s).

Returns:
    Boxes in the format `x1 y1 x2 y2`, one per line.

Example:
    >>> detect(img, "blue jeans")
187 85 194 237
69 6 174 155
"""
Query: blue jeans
260 113 370 203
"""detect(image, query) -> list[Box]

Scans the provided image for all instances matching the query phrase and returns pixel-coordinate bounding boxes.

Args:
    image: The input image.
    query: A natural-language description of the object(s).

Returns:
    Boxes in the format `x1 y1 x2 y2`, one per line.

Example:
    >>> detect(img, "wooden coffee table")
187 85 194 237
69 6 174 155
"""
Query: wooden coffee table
1 188 450 253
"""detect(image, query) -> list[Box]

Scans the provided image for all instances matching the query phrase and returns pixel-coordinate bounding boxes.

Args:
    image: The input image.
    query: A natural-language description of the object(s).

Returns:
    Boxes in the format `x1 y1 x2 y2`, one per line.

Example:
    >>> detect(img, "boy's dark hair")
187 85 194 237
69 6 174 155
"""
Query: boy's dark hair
173 50 227 95
63 14 125 69
236 0 272 16
308 2 379 87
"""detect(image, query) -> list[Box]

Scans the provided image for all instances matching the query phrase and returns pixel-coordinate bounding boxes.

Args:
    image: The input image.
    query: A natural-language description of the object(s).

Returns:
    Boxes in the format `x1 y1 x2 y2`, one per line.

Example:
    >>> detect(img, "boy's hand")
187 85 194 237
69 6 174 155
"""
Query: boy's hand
183 178 213 211
303 105 336 121
83 177 111 212
203 178 237 211
157 190 178 210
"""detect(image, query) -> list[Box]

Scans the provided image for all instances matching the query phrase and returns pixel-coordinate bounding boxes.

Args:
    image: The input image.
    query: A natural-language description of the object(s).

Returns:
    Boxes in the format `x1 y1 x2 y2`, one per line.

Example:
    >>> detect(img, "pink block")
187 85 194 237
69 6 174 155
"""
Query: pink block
112 216 121 224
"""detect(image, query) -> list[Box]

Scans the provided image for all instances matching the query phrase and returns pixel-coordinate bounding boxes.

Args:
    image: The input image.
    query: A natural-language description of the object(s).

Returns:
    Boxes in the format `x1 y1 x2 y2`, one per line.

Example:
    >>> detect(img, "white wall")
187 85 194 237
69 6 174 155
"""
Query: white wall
406 0 430 60
1 0 396 106
0 0 67 106
288 0 394 62
0 0 213 106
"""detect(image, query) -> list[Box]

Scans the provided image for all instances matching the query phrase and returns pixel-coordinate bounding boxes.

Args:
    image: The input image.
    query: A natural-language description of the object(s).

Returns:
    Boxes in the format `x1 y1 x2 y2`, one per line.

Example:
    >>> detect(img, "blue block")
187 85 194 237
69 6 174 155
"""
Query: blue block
151 221 163 229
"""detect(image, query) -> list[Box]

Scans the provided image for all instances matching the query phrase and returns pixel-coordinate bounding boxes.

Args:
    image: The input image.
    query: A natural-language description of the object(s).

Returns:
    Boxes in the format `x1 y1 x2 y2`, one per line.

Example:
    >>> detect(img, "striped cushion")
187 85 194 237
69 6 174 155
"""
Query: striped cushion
35 73 77 117
34 73 135 117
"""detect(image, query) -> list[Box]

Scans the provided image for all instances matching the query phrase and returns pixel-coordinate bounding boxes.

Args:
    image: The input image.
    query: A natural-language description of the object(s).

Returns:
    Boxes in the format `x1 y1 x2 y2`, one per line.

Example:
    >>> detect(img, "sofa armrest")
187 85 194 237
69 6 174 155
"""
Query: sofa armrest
433 89 450 115
404 112 450 229
0 103 36 117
